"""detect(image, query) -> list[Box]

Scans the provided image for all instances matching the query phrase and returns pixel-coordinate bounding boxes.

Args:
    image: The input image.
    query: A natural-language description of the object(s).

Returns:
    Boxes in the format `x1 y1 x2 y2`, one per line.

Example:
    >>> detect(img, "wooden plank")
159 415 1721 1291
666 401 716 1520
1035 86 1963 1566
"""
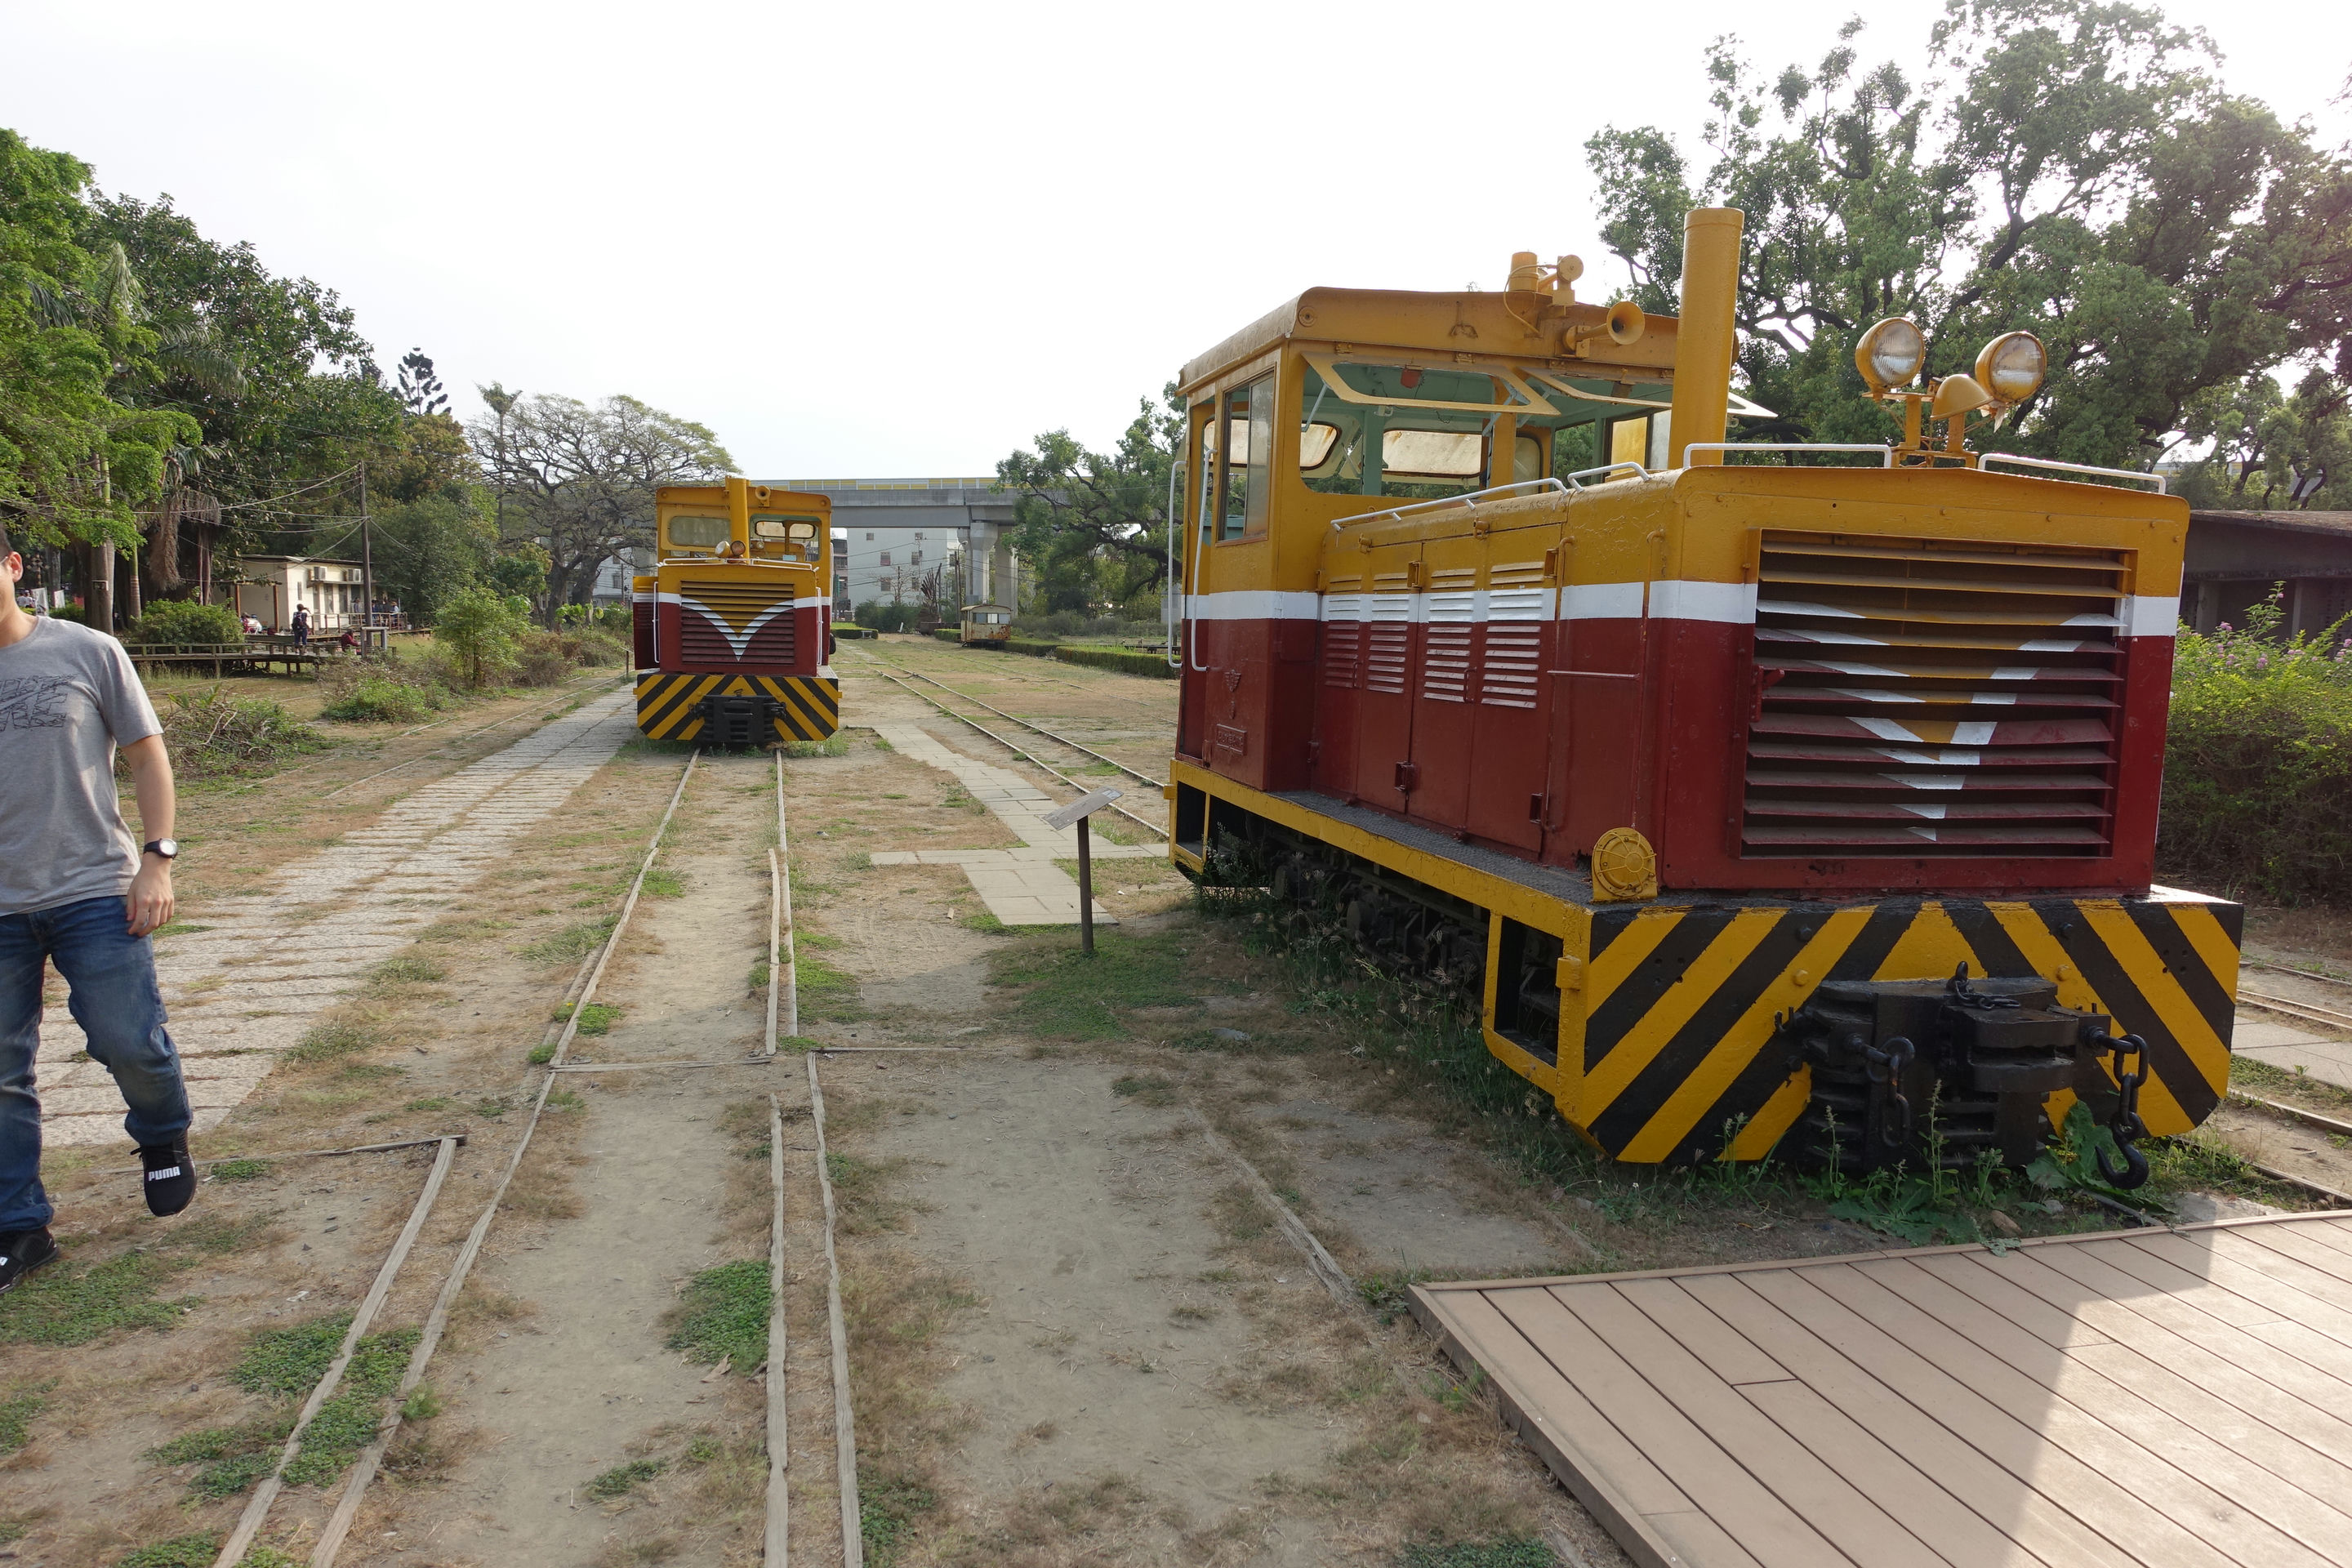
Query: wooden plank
1613 1277 1791 1385
1799 1263 2332 1568
1741 1268 2225 1568
1644 1510 1768 1568
1411 1289 1695 1568
2072 1237 2283 1328
2198 1229 2352 1312
2117 1234 2352 1350
1948 1250 2352 1471
1740 1379 2042 1568
1909 1250 2114 1349
2287 1216 2352 1259
1860 1257 2352 1564
1552 1284 1949 1568
2239 1224 2352 1290
1682 1272 2136 1568
1484 1285 1853 1568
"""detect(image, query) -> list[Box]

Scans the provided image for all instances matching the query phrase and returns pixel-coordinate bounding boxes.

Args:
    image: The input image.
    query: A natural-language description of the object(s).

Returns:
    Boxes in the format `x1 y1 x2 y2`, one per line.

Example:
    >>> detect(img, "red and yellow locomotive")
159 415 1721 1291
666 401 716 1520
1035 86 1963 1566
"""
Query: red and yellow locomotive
1167 207 2238 1180
631 477 840 746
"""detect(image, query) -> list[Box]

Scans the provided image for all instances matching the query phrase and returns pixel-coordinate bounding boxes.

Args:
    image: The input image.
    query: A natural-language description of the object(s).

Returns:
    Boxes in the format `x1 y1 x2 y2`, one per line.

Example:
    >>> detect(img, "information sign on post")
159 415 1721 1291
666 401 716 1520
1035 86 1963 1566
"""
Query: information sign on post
1041 788 1123 956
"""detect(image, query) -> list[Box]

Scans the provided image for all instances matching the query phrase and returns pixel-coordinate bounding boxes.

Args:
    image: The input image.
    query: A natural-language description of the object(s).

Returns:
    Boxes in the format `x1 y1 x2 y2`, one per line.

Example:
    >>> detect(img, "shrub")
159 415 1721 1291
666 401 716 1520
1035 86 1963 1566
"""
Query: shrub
931 627 960 643
852 599 922 634
46 602 86 624
156 691 328 780
1054 644 1174 679
125 600 243 648
320 676 434 724
2159 589 2352 903
1002 637 1059 657
512 630 572 687
432 588 528 688
568 628 628 666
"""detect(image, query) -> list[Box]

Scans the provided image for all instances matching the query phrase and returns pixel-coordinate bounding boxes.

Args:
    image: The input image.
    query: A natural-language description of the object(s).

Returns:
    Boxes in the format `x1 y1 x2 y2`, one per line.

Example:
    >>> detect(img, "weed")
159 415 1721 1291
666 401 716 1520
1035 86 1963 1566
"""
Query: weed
0 1250 193 1347
547 1089 586 1111
782 735 851 759
0 1516 29 1545
234 1315 351 1396
371 956 447 987
286 1021 376 1064
799 929 844 951
520 917 616 965
400 1387 442 1421
1400 1541 1555 1568
749 959 771 992
665 1260 768 1369
113 1535 222 1567
861 1472 939 1566
550 1001 621 1036
474 1098 508 1118
403 1097 449 1112
212 1159 273 1182
528 1042 556 1065
586 1457 669 1500
283 1327 417 1487
0 1382 47 1454
959 911 1009 933
641 866 685 899
1356 1270 1433 1326
798 956 866 1021
988 930 1203 1039
1111 1073 1178 1107
148 1412 295 1499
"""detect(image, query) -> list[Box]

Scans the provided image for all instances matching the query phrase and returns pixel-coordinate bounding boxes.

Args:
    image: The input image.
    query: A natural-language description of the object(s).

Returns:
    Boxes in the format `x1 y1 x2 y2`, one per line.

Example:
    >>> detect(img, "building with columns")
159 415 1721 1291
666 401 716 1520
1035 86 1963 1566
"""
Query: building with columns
768 477 1021 614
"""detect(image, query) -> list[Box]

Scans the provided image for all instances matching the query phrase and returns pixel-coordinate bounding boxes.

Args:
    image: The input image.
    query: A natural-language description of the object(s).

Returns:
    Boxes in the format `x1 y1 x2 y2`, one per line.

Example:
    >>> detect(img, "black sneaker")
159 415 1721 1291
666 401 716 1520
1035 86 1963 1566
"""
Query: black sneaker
0 1227 58 1294
140 1138 197 1217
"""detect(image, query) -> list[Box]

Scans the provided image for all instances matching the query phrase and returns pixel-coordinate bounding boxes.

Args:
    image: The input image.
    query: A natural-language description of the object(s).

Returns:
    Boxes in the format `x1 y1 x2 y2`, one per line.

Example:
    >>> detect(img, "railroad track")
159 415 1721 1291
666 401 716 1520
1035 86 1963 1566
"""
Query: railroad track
2238 982 2352 1035
846 650 1169 839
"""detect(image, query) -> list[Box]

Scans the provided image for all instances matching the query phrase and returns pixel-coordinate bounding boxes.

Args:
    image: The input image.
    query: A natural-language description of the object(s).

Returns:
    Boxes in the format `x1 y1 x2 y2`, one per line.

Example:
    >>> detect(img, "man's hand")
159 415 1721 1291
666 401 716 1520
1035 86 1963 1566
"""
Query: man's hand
128 856 175 937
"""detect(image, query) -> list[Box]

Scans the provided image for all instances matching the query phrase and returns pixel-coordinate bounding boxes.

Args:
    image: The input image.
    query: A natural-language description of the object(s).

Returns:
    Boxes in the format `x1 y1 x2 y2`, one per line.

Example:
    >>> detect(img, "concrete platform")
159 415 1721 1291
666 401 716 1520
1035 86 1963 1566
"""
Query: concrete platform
1415 1213 2352 1568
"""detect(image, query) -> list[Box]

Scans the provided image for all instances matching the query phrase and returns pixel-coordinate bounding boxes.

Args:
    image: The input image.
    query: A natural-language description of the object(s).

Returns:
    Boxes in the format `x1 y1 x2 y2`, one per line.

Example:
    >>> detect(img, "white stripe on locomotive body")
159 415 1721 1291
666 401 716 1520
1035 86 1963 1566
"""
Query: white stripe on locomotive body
654 589 800 658
1184 587 2181 635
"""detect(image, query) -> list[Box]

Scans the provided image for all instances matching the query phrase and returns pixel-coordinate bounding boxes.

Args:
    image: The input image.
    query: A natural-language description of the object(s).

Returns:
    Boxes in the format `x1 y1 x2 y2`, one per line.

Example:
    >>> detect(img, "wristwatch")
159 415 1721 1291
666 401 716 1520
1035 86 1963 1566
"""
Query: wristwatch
143 840 180 860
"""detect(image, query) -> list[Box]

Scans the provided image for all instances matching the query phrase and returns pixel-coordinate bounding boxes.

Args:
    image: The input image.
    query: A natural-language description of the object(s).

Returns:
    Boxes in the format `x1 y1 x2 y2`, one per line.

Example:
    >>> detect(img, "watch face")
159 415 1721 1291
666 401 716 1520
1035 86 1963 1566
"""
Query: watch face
153 840 179 858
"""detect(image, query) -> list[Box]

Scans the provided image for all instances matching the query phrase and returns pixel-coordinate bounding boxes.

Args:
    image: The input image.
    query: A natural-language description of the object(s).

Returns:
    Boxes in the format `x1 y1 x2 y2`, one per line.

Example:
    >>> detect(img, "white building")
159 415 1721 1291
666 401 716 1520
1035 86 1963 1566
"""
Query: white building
768 478 1020 614
232 555 370 631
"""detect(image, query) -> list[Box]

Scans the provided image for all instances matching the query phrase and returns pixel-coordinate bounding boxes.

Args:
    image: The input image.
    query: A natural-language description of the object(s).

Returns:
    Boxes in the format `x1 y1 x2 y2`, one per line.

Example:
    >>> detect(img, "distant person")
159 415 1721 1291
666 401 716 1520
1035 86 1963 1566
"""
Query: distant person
336 629 357 651
241 614 262 635
0 522 195 1296
290 604 310 647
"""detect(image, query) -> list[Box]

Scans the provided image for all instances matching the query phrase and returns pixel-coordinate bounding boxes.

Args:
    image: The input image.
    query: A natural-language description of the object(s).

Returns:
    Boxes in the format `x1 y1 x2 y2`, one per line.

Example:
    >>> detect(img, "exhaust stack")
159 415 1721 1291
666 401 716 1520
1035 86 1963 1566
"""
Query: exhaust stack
1668 207 1744 467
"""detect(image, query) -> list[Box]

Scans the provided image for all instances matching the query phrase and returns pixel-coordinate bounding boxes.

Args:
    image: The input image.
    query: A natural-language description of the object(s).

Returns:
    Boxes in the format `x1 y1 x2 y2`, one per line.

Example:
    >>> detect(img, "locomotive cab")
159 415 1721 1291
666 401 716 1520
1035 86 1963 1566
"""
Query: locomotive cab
631 477 841 745
1168 209 2242 1182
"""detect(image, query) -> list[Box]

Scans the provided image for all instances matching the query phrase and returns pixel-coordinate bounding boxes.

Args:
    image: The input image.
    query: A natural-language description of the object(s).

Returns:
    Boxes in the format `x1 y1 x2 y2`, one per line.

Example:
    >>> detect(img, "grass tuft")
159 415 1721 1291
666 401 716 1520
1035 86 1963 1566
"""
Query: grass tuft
0 1382 48 1454
988 930 1202 1040
797 956 866 1022
286 1021 378 1064
860 1472 939 1566
0 1250 192 1347
519 917 616 965
586 1457 669 1500
664 1260 769 1369
212 1159 273 1182
1399 1541 1556 1567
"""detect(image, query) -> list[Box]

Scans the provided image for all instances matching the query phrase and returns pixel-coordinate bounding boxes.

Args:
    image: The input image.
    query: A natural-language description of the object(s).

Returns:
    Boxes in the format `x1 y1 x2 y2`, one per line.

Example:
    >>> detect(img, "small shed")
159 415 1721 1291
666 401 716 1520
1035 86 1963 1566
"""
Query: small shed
2183 510 2352 637
233 555 369 631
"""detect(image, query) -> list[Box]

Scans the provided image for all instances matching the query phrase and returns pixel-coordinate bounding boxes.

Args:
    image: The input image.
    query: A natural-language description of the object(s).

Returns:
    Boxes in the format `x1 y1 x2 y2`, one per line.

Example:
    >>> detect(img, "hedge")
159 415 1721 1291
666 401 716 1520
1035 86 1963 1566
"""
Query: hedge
932 627 960 643
2158 599 2352 904
1004 637 1060 657
1052 644 1175 679
834 624 875 639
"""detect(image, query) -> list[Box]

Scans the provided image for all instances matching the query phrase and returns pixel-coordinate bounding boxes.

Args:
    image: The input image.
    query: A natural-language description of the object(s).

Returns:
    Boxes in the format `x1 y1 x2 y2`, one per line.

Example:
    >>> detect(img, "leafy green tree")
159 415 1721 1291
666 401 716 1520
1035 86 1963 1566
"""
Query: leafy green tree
0 130 197 551
1585 0 2352 470
433 583 528 688
996 386 1182 616
396 349 448 417
2176 368 2352 510
487 542 549 604
370 412 473 505
371 492 494 626
467 393 731 626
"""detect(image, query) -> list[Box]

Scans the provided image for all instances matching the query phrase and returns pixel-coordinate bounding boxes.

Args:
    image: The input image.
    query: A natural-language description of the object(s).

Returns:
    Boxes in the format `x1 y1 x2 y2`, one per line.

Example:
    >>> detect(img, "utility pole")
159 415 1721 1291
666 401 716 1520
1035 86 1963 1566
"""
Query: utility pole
359 460 376 645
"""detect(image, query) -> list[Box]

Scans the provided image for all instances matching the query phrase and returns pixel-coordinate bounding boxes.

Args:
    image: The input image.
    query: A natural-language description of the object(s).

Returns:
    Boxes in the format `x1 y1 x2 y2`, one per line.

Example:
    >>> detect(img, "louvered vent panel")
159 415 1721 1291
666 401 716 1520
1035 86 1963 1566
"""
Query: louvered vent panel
1482 568 1549 710
1742 533 2126 858
679 580 793 666
1323 590 1363 689
1365 587 1411 695
1422 577 1476 702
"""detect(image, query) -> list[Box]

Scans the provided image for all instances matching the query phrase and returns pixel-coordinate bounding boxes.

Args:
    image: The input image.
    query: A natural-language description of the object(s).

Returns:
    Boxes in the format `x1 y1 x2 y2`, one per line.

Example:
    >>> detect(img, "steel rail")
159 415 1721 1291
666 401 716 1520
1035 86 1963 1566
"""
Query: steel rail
2230 1090 2352 1141
850 656 1167 839
2244 957 2352 992
2240 985 2352 1035
859 653 1165 788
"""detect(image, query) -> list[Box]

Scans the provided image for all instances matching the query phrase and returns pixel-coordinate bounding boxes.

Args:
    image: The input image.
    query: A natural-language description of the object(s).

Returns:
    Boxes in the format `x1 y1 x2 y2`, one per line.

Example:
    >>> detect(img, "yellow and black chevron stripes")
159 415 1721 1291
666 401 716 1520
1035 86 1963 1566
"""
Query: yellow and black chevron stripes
1566 893 2242 1165
635 673 841 742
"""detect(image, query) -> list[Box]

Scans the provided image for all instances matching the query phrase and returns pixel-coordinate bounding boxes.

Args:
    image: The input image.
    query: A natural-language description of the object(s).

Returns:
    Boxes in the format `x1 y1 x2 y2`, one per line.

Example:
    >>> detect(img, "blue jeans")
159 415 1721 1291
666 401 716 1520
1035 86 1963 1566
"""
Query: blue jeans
0 895 191 1231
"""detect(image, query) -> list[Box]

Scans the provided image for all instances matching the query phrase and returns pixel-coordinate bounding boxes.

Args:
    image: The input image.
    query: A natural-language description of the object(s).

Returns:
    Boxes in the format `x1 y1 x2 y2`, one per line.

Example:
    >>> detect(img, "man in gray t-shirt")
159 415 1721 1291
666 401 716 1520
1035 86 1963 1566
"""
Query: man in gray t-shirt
1 524 196 1296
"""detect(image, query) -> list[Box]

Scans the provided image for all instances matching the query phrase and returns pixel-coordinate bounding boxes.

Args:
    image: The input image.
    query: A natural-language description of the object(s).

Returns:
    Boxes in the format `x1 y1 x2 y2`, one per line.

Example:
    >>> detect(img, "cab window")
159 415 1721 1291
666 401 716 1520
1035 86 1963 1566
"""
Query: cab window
1220 375 1272 540
667 514 730 550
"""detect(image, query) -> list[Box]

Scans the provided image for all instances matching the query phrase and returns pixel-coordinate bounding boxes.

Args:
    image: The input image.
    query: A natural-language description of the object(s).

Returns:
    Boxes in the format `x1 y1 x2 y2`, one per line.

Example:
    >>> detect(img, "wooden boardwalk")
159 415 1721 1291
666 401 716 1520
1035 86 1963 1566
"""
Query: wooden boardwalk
1411 1212 2352 1568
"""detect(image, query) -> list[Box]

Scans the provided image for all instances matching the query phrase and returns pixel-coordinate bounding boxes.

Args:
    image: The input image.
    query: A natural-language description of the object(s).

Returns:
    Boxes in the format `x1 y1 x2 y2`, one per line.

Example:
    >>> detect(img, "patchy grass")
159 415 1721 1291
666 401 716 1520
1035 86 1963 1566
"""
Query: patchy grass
149 1411 296 1499
554 1000 623 1036
372 956 447 987
519 917 616 965
528 1041 557 1065
1399 1539 1556 1567
213 1158 273 1182
958 911 1009 934
586 1457 670 1501
113 1535 222 1567
1356 1269 1435 1327
233 1314 352 1396
860 1472 939 1566
988 929 1202 1040
285 1020 379 1065
0 1250 193 1347
782 735 851 759
149 1314 421 1497
641 866 685 899
0 1381 48 1454
664 1260 768 1369
1111 1073 1178 1107
2234 1054 2352 1116
798 955 866 1021
283 1326 417 1486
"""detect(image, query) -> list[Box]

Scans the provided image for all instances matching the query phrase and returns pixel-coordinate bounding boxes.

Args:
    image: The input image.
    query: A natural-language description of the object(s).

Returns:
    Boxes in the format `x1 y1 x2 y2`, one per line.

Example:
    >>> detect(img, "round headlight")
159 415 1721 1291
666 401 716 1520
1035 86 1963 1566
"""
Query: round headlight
1975 332 2047 403
1855 318 1927 393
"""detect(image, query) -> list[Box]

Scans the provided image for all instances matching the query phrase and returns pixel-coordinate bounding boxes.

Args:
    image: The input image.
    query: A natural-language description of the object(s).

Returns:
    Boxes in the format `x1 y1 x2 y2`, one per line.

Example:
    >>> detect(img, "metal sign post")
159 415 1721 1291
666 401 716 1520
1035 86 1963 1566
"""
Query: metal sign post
1041 787 1125 957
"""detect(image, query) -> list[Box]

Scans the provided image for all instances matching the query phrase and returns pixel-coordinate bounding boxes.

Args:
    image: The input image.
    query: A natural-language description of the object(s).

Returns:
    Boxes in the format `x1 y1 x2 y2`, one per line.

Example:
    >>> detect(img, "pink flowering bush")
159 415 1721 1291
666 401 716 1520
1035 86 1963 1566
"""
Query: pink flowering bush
2160 586 2352 902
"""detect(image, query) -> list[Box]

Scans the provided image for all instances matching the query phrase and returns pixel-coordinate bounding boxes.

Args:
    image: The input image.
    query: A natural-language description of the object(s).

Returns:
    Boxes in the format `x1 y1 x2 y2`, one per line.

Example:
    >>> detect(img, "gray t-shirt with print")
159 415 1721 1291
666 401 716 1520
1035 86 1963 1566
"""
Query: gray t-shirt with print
0 617 164 916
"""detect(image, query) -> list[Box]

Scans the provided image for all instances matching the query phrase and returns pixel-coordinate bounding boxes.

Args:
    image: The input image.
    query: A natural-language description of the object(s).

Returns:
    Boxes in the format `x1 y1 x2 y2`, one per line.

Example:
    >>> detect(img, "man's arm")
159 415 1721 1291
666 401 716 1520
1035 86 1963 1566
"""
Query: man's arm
122 734 176 937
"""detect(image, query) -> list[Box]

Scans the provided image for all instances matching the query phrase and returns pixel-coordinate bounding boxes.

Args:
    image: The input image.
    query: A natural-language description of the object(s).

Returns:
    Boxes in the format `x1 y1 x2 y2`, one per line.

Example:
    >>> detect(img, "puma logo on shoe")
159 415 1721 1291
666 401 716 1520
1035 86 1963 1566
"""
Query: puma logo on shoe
147 1166 183 1181
139 1140 197 1217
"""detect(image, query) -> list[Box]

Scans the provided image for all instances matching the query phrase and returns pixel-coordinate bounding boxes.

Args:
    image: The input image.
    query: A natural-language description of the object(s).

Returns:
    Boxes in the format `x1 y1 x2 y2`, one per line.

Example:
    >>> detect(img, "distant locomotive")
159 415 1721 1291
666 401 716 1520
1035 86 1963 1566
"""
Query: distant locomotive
960 604 1014 646
1166 207 2238 1183
631 478 840 746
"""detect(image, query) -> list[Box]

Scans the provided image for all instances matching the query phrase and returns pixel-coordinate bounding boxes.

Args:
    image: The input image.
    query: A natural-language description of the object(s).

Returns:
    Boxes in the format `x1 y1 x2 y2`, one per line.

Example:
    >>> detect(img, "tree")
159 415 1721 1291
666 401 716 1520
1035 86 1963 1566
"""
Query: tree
467 393 732 626
396 349 448 417
0 131 197 551
996 386 1182 616
370 492 495 626
433 583 528 687
1585 0 2352 470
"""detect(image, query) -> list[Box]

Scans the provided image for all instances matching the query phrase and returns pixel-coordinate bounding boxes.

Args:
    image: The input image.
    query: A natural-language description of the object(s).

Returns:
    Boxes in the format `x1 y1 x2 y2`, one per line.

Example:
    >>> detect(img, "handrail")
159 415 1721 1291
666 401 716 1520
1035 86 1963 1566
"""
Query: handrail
1561 461 1652 489
1680 443 1895 467
1980 452 2167 493
1330 477 1568 532
1165 448 1183 670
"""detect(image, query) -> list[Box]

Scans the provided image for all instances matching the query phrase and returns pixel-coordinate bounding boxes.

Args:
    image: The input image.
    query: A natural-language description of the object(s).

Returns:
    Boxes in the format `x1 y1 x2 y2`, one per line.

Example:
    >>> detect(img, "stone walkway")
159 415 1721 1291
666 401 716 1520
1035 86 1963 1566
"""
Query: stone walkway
864 721 1160 925
37 691 637 1147
2234 1013 2352 1092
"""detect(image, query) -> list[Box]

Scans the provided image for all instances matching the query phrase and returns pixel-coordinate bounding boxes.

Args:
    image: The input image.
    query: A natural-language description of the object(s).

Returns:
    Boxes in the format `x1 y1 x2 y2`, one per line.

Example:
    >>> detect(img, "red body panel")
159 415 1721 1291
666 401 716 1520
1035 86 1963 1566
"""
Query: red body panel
651 599 827 675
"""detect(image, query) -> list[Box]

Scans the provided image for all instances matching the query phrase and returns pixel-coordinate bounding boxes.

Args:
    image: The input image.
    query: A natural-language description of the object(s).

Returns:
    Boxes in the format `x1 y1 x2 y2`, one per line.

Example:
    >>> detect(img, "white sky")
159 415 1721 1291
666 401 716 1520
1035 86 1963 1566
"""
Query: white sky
11 0 2349 479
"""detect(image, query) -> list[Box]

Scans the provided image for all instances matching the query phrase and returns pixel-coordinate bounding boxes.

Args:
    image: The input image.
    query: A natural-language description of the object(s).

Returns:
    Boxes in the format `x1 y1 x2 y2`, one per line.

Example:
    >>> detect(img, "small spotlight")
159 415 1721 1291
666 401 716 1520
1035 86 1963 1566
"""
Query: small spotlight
1930 373 1995 421
1974 332 2047 403
1855 318 1927 394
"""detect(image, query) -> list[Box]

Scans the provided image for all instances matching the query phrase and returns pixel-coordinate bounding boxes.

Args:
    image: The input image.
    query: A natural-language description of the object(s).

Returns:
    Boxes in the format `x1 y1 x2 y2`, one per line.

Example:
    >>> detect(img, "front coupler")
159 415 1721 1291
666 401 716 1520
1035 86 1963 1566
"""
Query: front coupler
1786 964 2151 1186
